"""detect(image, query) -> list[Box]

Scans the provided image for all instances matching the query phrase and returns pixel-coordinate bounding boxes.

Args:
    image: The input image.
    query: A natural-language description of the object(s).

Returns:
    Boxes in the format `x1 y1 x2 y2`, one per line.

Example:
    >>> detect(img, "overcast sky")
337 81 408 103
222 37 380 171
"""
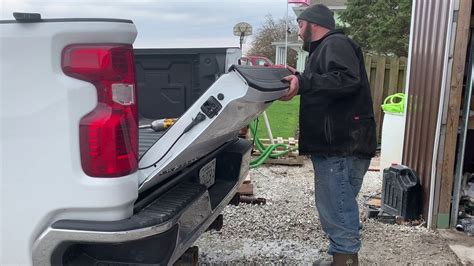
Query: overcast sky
1 0 296 50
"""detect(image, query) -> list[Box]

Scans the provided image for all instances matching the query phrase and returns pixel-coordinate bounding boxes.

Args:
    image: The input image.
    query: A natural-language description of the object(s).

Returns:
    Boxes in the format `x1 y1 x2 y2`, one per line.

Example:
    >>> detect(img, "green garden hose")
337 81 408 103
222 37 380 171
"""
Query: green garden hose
249 119 298 168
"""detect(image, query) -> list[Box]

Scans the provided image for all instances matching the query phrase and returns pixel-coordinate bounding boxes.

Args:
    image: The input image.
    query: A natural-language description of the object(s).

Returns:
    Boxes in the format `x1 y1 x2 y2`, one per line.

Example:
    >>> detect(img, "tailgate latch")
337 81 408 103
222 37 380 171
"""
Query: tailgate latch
201 96 222 118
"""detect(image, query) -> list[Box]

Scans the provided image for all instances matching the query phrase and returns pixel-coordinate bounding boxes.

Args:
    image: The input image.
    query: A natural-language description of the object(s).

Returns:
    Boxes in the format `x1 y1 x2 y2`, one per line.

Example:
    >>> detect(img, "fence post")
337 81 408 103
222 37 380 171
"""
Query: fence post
373 55 387 140
400 57 408 92
365 54 373 81
388 57 400 96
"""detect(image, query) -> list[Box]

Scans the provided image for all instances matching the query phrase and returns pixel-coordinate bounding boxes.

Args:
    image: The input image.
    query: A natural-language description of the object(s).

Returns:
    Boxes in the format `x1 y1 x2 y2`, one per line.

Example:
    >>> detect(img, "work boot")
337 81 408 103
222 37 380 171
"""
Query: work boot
333 253 358 266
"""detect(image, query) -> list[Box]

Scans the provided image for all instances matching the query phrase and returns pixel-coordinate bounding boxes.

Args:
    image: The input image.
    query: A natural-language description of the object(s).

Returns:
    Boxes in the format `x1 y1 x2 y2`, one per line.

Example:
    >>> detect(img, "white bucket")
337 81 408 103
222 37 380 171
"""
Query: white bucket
380 112 406 175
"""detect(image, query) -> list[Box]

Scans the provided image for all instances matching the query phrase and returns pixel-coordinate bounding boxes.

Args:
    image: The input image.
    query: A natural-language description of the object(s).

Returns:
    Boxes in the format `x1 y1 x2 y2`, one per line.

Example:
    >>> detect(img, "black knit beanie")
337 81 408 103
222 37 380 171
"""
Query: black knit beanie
297 4 335 30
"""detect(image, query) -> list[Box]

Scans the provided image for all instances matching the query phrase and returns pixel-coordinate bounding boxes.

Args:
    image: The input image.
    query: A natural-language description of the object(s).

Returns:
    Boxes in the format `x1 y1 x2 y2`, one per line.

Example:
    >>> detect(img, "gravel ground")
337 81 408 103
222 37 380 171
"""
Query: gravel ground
196 158 459 265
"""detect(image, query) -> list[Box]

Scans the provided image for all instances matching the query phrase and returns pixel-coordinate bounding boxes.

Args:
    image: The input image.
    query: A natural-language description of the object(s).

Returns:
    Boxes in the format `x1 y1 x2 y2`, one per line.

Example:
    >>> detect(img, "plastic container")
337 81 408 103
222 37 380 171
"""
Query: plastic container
380 112 406 174
382 164 422 220
380 93 406 174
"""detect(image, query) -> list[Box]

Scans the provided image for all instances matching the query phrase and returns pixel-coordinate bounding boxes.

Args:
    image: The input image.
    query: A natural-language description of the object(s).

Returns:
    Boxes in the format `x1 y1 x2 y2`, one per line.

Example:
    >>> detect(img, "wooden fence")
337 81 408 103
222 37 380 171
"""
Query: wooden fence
364 54 408 141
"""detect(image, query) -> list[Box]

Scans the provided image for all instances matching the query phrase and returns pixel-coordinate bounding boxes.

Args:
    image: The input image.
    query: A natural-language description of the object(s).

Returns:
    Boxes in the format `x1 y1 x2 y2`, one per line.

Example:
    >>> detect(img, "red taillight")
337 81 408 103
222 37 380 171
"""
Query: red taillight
62 44 138 177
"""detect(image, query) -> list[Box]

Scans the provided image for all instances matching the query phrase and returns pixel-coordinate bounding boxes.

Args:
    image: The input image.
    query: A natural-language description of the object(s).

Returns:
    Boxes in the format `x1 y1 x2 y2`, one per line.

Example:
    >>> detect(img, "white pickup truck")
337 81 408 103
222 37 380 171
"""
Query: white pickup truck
0 13 290 265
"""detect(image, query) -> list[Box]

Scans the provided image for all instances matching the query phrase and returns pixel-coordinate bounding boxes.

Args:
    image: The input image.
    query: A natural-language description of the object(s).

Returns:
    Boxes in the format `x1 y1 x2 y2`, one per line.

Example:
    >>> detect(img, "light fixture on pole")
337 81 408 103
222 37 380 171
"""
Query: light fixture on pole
233 22 253 50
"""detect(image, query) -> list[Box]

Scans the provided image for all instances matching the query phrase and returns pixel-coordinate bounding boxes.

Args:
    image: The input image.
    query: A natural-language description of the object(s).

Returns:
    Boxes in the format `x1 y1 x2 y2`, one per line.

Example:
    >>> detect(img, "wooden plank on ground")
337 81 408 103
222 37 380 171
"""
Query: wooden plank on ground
243 174 251 184
264 156 305 166
289 151 299 157
238 182 254 195
257 138 300 157
388 57 400 96
367 197 382 208
437 0 473 221
369 156 380 172
252 149 300 157
288 137 296 145
259 138 299 145
373 55 387 139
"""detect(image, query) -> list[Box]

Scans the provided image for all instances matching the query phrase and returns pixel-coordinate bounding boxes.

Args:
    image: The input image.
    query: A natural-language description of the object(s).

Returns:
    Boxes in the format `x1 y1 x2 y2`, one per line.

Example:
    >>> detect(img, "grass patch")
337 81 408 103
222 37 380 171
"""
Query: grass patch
255 96 300 139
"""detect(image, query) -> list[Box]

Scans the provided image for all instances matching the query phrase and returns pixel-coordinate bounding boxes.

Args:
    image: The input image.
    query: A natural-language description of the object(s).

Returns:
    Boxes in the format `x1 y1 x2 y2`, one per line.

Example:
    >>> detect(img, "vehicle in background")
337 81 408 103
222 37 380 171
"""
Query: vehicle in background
240 55 286 68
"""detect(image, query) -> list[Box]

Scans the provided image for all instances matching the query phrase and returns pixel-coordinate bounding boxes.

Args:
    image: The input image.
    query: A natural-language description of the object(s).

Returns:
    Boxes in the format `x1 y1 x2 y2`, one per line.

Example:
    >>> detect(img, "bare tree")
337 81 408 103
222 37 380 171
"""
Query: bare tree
247 14 298 68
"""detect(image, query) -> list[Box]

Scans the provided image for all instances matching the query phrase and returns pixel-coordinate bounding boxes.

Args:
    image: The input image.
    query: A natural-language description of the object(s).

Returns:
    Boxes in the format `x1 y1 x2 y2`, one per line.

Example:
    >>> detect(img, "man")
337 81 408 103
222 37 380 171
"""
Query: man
281 4 377 266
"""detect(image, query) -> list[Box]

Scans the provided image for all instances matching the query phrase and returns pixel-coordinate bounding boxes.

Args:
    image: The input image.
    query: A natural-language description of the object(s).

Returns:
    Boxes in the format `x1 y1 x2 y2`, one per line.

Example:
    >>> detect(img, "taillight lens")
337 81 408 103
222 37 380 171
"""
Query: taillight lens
62 44 138 177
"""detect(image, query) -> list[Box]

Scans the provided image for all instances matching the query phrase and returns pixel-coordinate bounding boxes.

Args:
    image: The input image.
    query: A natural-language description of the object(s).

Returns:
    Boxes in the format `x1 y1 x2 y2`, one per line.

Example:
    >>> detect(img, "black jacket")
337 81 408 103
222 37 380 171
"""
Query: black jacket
297 30 377 158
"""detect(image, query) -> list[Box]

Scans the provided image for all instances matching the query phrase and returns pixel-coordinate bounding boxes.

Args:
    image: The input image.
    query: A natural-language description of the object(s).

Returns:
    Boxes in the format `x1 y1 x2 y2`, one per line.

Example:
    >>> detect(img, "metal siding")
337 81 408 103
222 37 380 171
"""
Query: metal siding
402 0 451 218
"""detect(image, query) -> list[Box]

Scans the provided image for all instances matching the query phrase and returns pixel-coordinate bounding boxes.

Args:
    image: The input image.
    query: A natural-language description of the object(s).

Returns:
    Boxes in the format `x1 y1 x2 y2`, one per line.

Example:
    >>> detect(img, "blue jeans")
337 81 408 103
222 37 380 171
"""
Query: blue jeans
310 155 370 255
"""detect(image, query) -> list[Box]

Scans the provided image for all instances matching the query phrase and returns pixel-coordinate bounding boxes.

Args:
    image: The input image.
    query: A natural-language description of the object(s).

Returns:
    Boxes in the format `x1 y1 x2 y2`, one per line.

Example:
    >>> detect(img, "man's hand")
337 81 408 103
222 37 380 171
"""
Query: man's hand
280 75 299 101
286 66 298 75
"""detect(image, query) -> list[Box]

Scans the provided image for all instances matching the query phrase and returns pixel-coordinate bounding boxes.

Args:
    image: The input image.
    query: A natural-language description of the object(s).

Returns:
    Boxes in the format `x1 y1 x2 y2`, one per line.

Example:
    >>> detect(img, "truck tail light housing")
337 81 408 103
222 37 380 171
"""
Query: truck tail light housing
62 44 138 177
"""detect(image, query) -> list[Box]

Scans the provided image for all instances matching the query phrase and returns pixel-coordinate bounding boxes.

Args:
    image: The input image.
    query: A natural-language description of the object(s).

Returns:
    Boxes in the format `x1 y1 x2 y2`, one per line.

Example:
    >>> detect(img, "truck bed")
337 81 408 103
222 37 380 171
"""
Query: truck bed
138 119 165 158
135 48 240 159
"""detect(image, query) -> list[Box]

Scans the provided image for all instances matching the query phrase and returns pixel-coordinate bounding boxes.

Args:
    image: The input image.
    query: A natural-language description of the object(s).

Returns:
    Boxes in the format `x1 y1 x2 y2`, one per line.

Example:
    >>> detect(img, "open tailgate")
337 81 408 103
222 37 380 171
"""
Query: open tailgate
138 65 291 192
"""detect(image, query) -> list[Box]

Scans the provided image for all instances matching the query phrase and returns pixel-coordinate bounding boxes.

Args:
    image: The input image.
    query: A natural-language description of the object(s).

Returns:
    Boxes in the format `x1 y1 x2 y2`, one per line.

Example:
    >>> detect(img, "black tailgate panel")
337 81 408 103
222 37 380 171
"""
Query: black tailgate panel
134 48 229 119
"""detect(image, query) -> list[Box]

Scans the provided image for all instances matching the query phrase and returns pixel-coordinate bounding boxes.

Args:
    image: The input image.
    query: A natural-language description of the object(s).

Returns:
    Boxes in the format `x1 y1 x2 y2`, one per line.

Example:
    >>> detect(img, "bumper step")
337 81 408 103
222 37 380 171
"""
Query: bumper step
52 182 207 232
